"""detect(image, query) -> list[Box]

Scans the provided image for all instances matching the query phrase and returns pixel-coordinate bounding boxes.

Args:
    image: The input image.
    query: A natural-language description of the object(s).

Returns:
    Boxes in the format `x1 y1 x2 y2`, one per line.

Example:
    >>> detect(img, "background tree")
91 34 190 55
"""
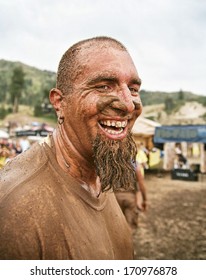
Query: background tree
178 89 184 101
0 73 9 103
10 66 25 113
165 96 175 114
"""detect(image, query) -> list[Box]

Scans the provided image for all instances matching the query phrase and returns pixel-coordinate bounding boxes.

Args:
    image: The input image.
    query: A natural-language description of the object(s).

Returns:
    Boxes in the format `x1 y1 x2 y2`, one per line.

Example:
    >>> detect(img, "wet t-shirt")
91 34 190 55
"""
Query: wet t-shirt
0 136 133 260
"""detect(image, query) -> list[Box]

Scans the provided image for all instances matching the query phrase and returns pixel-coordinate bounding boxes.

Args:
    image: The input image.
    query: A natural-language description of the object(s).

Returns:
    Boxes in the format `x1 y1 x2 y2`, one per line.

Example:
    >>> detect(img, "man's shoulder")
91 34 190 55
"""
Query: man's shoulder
0 140 49 200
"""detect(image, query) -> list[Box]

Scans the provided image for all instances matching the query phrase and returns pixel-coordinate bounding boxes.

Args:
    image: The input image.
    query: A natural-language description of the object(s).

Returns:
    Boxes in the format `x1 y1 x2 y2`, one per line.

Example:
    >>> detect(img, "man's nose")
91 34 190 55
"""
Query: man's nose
114 87 136 113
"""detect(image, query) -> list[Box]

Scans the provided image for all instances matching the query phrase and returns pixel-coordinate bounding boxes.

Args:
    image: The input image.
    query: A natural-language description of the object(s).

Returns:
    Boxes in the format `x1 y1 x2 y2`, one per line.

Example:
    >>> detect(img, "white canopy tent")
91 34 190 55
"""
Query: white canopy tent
132 117 161 150
132 117 161 136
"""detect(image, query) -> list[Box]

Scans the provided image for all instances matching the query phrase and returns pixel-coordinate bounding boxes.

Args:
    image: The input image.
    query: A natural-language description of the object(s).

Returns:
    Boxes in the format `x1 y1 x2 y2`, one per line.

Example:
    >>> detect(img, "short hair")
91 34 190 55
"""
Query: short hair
56 36 127 95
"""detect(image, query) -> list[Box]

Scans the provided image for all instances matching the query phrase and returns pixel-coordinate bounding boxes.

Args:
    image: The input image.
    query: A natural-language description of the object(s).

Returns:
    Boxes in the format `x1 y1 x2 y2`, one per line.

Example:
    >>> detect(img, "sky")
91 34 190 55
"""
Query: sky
0 0 206 96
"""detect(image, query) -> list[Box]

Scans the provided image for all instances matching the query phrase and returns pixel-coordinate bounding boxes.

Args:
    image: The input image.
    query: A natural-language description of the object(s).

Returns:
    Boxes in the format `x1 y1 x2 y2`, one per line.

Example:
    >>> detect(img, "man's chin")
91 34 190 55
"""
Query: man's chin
92 132 137 192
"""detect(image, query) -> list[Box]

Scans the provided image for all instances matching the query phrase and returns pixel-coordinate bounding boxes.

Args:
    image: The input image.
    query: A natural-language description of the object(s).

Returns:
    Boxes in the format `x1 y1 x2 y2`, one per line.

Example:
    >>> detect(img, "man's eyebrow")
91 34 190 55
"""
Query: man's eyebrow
87 75 142 86
130 78 142 86
87 74 119 85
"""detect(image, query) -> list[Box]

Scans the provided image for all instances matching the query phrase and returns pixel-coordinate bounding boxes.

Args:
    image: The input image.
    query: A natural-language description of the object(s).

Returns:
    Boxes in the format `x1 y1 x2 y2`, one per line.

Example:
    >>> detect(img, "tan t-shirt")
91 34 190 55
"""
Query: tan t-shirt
0 136 133 260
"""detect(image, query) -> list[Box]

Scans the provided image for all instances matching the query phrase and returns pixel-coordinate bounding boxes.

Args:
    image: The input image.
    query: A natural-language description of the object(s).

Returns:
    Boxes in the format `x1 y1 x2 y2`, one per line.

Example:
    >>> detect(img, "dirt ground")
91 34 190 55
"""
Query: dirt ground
133 171 206 260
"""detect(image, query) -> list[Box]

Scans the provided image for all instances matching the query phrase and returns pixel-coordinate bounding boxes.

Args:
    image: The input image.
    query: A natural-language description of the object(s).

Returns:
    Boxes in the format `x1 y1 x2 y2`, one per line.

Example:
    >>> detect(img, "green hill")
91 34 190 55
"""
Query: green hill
140 89 206 107
0 59 56 106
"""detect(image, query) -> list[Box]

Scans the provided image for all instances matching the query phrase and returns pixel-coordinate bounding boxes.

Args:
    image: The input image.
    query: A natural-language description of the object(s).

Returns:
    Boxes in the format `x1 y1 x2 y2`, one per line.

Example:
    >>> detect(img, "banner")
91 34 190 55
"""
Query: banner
154 125 206 143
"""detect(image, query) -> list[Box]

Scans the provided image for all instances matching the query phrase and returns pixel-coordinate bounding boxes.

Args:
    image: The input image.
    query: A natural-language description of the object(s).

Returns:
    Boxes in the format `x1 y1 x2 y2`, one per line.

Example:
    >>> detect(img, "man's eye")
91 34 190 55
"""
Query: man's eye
96 85 111 92
129 87 139 95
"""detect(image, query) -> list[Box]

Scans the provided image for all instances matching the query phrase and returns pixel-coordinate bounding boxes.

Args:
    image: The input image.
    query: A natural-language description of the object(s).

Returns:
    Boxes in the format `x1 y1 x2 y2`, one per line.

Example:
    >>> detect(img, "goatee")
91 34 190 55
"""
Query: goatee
92 133 137 192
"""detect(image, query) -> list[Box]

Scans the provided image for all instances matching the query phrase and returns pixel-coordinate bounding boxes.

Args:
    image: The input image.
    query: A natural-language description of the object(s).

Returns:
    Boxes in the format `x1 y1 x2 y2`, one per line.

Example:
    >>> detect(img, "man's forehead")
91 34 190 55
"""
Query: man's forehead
75 46 140 82
78 44 126 60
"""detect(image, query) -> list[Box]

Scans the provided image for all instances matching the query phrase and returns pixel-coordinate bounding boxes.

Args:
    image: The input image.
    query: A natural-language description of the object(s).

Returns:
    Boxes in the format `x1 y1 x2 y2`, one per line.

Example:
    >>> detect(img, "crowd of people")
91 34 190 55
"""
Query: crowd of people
0 137 30 168
0 122 53 169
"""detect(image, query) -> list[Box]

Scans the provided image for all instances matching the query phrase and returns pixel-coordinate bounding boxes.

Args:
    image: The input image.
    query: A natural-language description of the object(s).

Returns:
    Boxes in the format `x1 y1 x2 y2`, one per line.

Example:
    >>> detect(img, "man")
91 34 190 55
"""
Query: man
115 161 147 233
0 36 142 259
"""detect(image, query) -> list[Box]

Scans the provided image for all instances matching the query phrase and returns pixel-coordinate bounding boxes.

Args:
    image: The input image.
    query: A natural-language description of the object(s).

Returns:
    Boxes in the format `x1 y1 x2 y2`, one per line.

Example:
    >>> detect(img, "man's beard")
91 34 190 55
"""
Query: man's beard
92 132 137 192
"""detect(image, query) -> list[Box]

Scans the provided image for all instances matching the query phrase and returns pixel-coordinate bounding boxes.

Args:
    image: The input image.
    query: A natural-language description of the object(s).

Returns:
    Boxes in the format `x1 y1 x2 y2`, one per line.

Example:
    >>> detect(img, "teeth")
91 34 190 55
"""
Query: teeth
100 120 127 128
99 120 127 136
116 121 122 128
104 128 123 135
121 121 127 128
107 120 111 126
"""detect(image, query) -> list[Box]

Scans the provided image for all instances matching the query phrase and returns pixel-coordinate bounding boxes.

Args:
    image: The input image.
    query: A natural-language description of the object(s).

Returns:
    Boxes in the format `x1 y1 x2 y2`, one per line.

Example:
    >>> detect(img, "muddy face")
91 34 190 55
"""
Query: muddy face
60 47 143 162
96 94 142 141
53 45 143 191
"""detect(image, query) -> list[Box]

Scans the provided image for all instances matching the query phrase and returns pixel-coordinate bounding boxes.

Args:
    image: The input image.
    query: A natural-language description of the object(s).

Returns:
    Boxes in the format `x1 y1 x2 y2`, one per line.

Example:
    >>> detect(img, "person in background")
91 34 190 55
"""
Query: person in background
0 146 10 169
5 148 17 164
136 142 149 173
0 36 143 260
174 143 188 169
115 160 147 233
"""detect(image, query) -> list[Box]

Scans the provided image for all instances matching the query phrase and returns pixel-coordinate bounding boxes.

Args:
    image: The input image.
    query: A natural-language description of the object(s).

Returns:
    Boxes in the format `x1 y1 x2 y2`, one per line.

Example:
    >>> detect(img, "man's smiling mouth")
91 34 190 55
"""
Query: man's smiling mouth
99 119 128 136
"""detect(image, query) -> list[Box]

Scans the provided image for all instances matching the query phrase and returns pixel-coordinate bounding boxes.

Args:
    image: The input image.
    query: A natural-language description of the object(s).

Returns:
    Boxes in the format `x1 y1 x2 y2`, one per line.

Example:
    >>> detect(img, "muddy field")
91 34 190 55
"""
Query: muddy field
133 172 206 260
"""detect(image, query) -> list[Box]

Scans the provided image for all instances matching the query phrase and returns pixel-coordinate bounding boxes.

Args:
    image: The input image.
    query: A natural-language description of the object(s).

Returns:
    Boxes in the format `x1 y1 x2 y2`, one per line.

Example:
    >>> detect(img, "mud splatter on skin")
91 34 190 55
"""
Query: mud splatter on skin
96 95 120 112
96 95 142 116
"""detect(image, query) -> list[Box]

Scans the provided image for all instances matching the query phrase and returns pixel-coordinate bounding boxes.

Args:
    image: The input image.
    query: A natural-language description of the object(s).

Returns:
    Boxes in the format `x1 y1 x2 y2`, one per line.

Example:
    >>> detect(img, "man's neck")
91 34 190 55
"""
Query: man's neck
53 127 101 197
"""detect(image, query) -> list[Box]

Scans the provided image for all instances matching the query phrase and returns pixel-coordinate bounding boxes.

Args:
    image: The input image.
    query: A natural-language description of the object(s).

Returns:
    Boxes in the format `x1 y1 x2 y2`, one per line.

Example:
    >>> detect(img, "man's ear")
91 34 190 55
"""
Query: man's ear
49 88 64 113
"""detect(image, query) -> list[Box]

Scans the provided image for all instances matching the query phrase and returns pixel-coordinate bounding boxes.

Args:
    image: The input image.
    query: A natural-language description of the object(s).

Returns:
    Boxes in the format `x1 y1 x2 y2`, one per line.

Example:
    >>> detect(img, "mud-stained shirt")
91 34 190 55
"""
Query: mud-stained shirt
0 135 133 260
